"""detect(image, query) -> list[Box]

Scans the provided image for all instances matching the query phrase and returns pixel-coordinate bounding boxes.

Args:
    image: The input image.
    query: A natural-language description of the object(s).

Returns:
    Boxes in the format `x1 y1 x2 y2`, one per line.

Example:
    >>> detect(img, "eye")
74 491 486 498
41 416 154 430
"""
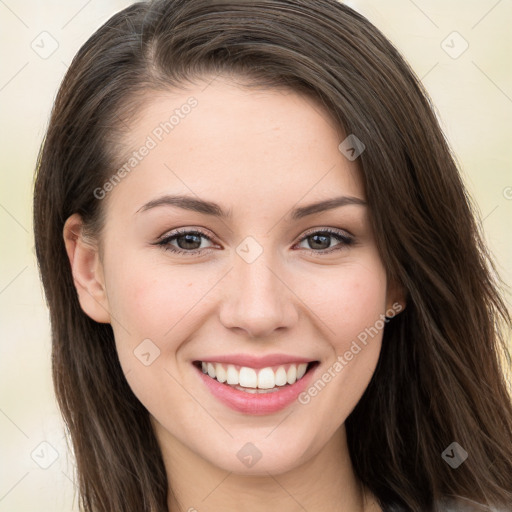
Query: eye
155 228 216 257
294 228 354 255
154 227 354 257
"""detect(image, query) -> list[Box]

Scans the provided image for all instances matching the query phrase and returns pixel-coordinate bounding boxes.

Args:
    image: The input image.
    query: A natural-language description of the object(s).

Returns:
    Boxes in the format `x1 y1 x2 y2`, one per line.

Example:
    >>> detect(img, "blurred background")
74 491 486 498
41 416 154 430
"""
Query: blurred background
0 0 511 510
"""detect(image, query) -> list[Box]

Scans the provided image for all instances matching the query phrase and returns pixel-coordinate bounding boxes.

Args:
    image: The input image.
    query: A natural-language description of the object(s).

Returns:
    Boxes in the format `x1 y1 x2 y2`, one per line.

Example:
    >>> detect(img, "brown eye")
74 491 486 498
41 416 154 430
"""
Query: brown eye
156 229 215 257
296 229 354 254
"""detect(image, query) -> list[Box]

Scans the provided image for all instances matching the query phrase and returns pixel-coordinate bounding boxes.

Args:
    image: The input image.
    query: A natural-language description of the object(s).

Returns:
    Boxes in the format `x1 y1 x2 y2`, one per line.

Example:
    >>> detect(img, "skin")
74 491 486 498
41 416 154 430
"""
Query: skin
64 75 404 512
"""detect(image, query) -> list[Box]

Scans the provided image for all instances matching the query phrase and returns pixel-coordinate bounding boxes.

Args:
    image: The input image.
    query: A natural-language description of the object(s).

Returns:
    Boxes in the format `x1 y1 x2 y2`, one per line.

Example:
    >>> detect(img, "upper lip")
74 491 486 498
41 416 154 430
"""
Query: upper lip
194 353 317 369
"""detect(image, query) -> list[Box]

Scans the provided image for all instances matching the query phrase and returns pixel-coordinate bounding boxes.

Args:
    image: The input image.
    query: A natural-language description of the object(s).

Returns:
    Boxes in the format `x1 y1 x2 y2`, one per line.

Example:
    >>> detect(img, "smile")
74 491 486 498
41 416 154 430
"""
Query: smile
193 360 320 414
195 361 311 391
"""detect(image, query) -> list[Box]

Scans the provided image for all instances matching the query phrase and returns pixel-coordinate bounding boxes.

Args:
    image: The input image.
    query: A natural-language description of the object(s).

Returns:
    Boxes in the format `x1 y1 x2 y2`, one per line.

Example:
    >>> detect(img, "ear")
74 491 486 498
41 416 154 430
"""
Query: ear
63 213 111 323
385 277 407 317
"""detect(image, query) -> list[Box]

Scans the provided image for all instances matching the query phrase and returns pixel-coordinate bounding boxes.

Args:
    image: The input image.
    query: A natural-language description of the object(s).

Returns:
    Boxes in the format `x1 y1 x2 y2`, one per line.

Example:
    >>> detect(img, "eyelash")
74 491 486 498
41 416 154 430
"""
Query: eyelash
154 227 354 257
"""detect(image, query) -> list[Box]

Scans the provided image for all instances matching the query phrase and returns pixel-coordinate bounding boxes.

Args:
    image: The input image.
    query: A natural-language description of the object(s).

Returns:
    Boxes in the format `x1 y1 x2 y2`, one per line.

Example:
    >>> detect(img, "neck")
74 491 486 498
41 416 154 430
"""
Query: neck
153 422 379 512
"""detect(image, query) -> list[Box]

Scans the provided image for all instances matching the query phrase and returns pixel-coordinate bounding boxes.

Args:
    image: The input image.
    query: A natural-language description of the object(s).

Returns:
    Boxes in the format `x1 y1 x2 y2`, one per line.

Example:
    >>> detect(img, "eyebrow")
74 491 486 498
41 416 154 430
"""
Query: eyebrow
136 194 366 220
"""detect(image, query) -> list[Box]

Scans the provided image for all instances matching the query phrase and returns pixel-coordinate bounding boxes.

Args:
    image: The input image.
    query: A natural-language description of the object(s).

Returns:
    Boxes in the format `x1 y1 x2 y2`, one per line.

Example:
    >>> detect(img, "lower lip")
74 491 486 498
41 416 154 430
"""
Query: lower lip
194 362 319 415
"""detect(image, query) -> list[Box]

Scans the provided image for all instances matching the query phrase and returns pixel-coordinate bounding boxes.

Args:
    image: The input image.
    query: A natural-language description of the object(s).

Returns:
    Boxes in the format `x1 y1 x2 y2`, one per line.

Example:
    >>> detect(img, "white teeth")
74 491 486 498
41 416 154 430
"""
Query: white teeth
297 363 307 380
226 364 239 385
257 367 275 389
239 367 257 388
274 366 288 386
215 363 227 383
199 361 310 389
287 365 297 385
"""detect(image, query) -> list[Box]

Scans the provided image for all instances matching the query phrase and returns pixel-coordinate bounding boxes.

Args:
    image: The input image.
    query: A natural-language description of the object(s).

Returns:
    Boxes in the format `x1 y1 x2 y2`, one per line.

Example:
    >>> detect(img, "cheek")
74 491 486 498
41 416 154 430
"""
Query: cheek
103 257 206 410
336 274 386 347
302 258 388 348
105 252 203 333
104 253 219 370
294 260 387 413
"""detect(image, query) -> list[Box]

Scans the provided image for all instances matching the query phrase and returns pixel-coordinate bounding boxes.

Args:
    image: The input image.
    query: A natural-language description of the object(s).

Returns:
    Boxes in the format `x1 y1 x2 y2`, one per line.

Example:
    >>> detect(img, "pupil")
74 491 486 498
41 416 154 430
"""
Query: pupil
178 233 201 250
310 234 329 250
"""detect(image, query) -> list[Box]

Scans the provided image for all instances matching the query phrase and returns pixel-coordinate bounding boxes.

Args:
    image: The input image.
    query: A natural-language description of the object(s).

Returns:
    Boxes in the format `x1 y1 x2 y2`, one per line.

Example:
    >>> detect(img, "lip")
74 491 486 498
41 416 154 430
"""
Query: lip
195 353 314 369
193 360 320 415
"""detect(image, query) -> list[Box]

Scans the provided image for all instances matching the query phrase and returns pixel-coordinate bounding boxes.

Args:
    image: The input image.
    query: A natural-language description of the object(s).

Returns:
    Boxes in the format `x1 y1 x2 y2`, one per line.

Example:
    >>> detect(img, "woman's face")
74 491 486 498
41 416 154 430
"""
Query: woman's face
78 76 401 475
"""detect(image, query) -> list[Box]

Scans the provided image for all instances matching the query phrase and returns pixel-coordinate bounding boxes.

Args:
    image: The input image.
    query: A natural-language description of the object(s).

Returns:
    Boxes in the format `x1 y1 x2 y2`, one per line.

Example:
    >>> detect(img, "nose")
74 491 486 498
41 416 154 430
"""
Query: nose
218 248 299 339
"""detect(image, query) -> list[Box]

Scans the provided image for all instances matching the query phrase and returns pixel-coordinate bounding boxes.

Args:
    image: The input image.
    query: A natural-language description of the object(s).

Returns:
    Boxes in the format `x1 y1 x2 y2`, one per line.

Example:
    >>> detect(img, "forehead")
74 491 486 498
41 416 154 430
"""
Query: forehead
106 77 364 218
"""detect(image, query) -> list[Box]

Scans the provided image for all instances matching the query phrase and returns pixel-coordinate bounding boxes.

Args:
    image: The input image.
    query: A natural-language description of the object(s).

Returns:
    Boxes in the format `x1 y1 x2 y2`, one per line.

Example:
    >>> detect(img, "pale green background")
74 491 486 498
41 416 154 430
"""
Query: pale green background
0 1 511 510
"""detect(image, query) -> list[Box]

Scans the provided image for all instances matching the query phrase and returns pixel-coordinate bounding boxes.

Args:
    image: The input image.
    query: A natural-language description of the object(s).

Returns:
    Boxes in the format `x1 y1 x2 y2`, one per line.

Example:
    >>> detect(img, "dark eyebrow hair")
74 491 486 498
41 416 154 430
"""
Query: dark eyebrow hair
136 195 232 218
136 194 367 219
290 195 366 219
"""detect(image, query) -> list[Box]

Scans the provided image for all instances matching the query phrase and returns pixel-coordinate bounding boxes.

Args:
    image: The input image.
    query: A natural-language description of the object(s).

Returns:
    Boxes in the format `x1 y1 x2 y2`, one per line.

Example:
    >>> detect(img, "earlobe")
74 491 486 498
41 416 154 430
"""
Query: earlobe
63 214 111 324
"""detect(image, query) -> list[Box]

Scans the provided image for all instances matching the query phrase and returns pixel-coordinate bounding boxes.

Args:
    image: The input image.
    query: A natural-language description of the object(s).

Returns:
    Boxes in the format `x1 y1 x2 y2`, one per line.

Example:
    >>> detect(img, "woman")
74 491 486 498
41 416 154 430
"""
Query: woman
33 0 512 511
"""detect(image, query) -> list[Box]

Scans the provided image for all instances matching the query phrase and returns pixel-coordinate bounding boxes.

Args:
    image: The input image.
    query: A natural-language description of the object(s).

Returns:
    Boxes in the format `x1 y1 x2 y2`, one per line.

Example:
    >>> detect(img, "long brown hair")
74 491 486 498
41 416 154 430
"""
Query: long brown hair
33 1 512 510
